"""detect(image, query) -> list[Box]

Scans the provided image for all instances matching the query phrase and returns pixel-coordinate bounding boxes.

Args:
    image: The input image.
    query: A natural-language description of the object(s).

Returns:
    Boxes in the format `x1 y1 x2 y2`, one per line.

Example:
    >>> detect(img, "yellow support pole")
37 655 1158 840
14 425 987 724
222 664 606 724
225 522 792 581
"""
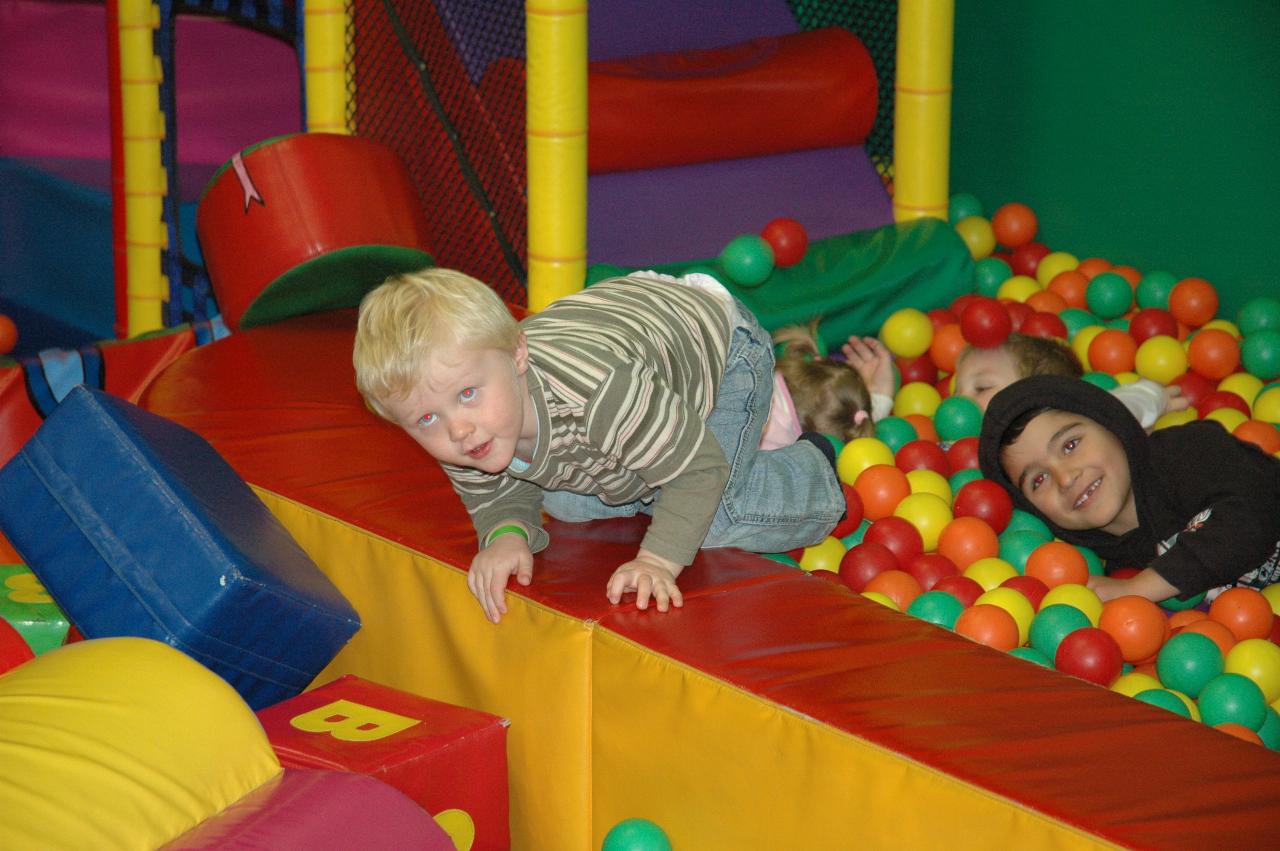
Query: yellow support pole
304 0 352 134
525 0 587 312
893 0 954 222
117 0 166 335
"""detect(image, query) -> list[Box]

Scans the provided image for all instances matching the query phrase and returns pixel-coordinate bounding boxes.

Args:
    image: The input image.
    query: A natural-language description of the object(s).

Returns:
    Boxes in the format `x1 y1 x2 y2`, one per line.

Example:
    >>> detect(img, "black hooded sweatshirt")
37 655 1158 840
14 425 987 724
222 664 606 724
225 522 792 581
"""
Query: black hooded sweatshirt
978 375 1280 598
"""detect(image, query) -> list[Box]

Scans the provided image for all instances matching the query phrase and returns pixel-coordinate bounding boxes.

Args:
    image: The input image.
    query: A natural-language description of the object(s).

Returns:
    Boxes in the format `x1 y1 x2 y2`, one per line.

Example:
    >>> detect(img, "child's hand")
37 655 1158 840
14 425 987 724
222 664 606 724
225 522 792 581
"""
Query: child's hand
606 549 684 612
468 534 534 624
1087 567 1179 604
842 336 895 399
1160 385 1190 416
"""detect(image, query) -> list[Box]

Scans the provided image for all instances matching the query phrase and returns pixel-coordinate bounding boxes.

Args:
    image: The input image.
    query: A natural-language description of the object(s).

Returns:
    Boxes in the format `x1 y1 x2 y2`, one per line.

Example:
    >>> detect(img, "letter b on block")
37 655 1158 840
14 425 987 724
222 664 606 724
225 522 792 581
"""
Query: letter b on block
290 699 420 742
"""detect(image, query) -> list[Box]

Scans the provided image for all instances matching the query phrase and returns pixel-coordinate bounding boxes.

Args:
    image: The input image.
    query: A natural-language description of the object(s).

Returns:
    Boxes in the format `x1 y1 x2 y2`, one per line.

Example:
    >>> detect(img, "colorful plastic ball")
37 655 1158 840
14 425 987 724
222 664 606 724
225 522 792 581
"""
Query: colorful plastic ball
892 381 942 418
838 541 898 592
1197 389 1250 420
927 323 967 374
1028 603 1091 661
974 257 1013 298
945 436 980 471
837 437 896 486
1056 308 1097 339
1018 311 1068 340
603 818 672 851
873 417 917 454
1002 509 1053 541
1168 369 1215 409
895 354 938 387
995 274 1041 304
998 528 1050 574
798 536 846 574
1098 595 1170 663
1177 617 1237 657
759 217 809 268
1001 574 1049 611
1186 328 1241 380
1086 329 1138 375
954 215 996 259
904 552 960 591
1198 673 1268 731
863 568 924 611
1081 371 1119 391
948 467 983 495
1126 308 1178 344
1007 646 1053 667
863 516 925 568
1024 541 1090 589
1156 631 1224 698
1214 722 1263 744
1040 583 1103 626
1135 270 1177 310
1209 587 1275 641
831 484 865 539
1241 330 1280 381
951 480 1013 534
927 398 979 445
1046 270 1089 310
954 603 1020 651
1033 251 1078 287
1084 272 1133 320
905 468 951 503
1168 277 1219 328
906 588 966 629
1134 335 1188 384
990 202 1038 248
862 590 900 610
1055 627 1123 686
1224 638 1280 704
904 414 940 443
1253 387 1280 423
932 574 984 608
1003 298 1031 332
1238 296 1280 337
977 587 1036 645
1257 707 1280 751
948 192 984 222
840 518 872 549
1263 582 1280 616
963 556 1018 592
1070 325 1104 370
1009 241 1050 277
1111 670 1163 698
1025 289 1068 315
892 492 952 552
718 234 775 287
936 516 1000 570
1219 372 1263 406
1077 546 1105 576
853 463 911 520
894 439 950 477
1133 688 1194 719
0 314 17 356
881 308 934 358
1236 419 1280 454
960 298 1012 348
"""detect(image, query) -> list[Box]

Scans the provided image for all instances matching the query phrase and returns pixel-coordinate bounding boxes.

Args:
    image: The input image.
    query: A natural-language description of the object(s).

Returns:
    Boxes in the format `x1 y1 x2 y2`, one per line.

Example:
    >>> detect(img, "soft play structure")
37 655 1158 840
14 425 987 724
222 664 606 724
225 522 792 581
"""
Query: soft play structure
4 2 1280 850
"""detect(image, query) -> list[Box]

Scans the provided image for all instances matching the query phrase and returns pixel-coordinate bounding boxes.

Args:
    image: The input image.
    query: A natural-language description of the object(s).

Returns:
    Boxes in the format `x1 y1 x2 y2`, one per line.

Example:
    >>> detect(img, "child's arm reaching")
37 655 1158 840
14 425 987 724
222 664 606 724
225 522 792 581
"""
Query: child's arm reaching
842 336 895 420
606 548 685 612
469 521 535 624
1087 567 1179 603
1110 379 1188 430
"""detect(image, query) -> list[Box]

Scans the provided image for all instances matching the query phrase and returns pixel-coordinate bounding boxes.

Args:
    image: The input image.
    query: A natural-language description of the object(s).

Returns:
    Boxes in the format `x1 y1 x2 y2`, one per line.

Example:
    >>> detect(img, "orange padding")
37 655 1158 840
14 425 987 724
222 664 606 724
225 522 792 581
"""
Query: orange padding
587 27 877 174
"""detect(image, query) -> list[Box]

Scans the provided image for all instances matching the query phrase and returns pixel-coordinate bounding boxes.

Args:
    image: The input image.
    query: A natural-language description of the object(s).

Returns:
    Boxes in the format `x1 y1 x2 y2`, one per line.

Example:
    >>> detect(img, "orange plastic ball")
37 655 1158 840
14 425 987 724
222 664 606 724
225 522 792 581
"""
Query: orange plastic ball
954 603 1020 651
863 569 924 612
1075 257 1113 280
1168 277 1219 328
1024 541 1090 589
1047 270 1090 310
1233 420 1280 454
904 414 940 444
854 464 912 521
1214 723 1263 745
1098 595 1171 663
1208 587 1275 641
991 202 1038 248
1087 329 1139 375
936 516 1000 570
1176 618 1237 657
928 323 967 374
1111 265 1143 287
1167 609 1208 630
1187 328 1241 380
0 314 16 357
1025 289 1067 315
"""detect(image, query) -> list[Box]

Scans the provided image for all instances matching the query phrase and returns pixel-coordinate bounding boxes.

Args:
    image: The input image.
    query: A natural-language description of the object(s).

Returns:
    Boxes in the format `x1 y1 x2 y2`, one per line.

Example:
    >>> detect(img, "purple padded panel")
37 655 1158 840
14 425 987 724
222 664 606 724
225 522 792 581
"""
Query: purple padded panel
588 0 799 59
586 145 894 267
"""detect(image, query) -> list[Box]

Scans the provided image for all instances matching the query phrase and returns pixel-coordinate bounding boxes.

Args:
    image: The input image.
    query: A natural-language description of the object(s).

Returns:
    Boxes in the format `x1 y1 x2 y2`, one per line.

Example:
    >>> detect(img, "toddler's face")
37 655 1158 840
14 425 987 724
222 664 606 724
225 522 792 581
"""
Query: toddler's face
999 409 1137 535
383 339 534 474
954 348 1022 412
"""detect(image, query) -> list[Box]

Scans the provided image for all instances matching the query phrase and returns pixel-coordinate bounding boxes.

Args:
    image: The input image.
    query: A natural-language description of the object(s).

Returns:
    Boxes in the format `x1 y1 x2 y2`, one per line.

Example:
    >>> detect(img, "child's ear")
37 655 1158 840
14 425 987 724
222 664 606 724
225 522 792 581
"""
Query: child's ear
513 331 529 375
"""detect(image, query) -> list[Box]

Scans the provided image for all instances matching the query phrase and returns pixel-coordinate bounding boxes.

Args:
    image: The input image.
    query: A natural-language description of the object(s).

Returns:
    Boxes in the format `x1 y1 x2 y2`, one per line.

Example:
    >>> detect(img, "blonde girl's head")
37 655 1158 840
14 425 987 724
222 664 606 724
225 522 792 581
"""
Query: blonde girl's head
773 322 876 442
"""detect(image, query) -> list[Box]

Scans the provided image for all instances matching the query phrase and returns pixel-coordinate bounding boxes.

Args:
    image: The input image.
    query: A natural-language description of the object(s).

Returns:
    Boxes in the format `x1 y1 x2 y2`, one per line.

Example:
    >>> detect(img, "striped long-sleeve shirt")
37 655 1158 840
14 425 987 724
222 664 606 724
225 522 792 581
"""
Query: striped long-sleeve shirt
443 275 733 565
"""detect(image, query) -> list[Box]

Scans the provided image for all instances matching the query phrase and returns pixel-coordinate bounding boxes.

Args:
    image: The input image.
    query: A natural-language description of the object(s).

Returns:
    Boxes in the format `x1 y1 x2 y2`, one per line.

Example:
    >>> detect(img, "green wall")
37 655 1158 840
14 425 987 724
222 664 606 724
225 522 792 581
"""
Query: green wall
950 1 1280 319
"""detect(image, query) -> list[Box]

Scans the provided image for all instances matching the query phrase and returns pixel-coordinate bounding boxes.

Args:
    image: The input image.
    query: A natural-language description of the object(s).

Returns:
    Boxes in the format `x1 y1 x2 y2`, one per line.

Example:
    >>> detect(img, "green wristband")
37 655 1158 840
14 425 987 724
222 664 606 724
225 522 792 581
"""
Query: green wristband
485 523 529 547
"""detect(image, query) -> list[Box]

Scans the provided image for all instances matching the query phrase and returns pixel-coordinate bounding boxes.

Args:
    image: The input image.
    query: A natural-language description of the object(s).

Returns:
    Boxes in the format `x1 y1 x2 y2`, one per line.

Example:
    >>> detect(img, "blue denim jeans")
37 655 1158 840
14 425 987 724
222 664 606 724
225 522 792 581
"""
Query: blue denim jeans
542 300 844 554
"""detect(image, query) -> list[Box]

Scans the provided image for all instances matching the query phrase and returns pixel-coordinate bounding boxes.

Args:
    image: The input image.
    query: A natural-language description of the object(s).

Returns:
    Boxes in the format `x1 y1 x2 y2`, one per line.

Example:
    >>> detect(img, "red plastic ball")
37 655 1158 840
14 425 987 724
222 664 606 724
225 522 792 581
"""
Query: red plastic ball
932 574 985 608
0 314 17 357
1009 241 1050 277
960 298 1013 348
1019 311 1069 340
1127 308 1179 344
896 354 938 386
863 516 924 569
760 217 809 268
952 479 1014 533
1055 627 1124 686
831 484 865 539
1196 389 1250 419
894 439 951 477
949 294 983 317
945 436 981 471
1001 300 1032 332
1168 277 1219 328
991 202 1038 248
904 552 960 592
1000 575 1050 611
838 541 898 592
1170 370 1215 407
927 307 960 332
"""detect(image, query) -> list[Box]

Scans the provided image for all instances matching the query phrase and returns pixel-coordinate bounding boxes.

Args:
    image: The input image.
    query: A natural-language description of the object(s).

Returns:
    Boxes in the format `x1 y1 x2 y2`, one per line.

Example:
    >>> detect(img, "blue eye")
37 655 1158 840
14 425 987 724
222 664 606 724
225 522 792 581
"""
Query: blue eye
459 387 477 402
418 413 437 427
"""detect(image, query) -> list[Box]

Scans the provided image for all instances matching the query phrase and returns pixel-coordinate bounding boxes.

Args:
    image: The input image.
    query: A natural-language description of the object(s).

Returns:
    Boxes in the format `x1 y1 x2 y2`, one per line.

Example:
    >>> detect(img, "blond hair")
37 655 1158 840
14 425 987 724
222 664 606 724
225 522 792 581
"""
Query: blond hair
353 267 519 419
957 332 1083 380
773 322 875 442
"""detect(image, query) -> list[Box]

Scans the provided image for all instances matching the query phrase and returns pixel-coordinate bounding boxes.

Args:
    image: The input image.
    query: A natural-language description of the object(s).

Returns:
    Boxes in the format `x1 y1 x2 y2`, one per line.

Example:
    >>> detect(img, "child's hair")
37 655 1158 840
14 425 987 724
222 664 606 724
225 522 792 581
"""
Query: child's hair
353 267 519 419
958 332 1083 379
773 322 876 442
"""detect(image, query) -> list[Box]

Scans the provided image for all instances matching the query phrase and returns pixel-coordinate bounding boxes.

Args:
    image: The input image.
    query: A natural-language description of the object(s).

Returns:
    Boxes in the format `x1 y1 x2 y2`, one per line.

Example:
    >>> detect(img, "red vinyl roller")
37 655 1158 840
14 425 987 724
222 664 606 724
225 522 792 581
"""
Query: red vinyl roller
196 133 434 332
588 27 878 174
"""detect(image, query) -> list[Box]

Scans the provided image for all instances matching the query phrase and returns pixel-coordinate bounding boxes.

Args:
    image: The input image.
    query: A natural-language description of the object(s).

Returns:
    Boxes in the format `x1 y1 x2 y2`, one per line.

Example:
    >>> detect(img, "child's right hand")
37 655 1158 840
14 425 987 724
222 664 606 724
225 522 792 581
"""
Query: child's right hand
842 336 895 398
1160 385 1189 417
468 535 534 624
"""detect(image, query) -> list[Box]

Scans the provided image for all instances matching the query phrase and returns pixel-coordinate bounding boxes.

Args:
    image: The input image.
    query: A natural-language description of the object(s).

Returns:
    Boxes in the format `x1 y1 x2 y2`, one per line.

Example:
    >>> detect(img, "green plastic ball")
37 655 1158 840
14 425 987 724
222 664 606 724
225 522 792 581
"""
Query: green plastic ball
1004 509 1053 540
1135 270 1177 310
1008 646 1054 668
1029 603 1091 661
933 395 983 441
1198 673 1268 730
603 818 673 851
1081 371 1119 391
1238 296 1280 337
840 518 872 549
1077 545 1104 576
948 467 984 494
1059 308 1100 339
1156 632 1223 698
761 552 799 567
718 234 775 288
1257 707 1280 751
1133 688 1194 718
906 589 966 629
874 416 918 453
998 529 1051 574
948 192 985 222
1085 272 1133 320
1159 589 1207 611
974 257 1013 298
1242 330 1280 381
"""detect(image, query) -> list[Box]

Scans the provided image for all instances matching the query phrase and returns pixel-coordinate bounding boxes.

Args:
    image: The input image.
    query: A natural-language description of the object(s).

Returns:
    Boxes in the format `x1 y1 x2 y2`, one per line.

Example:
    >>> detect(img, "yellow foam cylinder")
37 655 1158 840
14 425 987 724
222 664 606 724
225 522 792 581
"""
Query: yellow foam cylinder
304 0 351 134
893 0 954 222
525 0 587 312
118 0 166 335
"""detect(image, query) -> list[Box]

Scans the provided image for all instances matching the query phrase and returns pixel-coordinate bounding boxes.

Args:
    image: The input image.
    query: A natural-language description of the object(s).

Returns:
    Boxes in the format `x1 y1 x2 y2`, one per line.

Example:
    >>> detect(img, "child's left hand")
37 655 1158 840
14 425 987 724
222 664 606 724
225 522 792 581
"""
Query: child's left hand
1160 385 1190 416
607 549 684 612
842 336 895 398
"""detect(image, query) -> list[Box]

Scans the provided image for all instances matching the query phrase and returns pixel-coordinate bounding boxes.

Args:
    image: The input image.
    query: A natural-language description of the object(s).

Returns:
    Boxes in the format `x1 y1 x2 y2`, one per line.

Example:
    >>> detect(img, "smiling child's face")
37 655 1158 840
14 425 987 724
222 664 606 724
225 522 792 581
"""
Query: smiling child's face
999 409 1138 536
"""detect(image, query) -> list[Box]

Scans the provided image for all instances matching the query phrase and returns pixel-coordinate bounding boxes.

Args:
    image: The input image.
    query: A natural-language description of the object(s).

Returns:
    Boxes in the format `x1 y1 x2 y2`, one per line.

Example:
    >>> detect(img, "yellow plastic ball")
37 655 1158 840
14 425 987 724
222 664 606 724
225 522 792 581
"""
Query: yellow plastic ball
880 307 934 358
798 536 846 574
1168 689 1201 721
1252 387 1280 424
1039 582 1103 626
1111 671 1162 698
862 590 901 611
1134 335 1189 385
976 587 1035 646
1113 371 1141 385
1071 325 1105 371
1225 638 1280 704
1261 582 1280 616
893 492 953 552
996 274 1043 303
893 381 943 418
1202 318 1242 339
1219 373 1264 408
954 215 996 260
1035 251 1079 286
905 468 952 503
836 437 896 485
963 556 1018 592
1205 407 1248 432
1152 408 1197 431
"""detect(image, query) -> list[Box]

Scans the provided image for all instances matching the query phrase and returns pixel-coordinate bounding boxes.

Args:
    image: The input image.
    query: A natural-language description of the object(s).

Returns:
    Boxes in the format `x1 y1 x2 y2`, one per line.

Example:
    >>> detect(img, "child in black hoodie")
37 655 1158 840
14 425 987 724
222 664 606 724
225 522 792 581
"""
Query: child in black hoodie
978 375 1280 604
